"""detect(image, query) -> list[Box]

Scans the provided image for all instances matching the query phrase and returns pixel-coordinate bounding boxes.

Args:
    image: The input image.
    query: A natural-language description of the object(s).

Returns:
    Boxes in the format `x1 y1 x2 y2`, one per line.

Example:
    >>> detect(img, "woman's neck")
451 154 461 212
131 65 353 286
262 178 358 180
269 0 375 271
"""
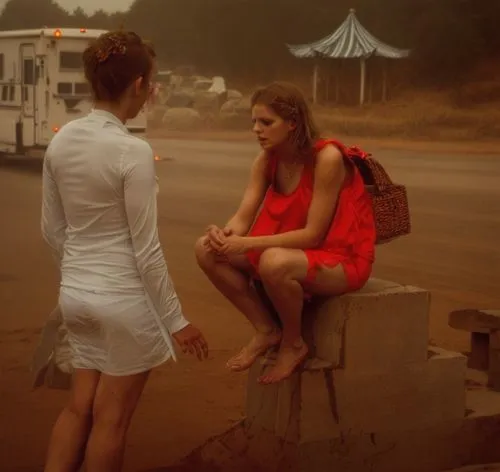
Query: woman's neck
273 142 311 164
93 101 128 124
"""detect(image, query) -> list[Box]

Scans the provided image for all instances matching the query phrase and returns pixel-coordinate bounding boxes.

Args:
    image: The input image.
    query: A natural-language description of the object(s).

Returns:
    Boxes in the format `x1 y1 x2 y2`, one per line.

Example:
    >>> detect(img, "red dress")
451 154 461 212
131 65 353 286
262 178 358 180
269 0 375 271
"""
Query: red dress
246 138 376 293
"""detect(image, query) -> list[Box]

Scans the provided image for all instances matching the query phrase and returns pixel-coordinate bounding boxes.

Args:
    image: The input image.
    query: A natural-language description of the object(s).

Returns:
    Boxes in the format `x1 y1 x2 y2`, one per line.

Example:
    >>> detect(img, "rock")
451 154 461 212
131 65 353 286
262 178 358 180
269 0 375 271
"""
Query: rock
219 97 252 129
165 91 195 108
193 91 221 113
220 96 251 116
227 89 243 100
162 108 203 131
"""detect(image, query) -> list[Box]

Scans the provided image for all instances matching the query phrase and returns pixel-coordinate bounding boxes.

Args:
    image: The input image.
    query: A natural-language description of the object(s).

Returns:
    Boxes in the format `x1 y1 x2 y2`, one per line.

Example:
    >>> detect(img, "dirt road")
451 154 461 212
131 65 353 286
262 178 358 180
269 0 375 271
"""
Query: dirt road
0 138 499 471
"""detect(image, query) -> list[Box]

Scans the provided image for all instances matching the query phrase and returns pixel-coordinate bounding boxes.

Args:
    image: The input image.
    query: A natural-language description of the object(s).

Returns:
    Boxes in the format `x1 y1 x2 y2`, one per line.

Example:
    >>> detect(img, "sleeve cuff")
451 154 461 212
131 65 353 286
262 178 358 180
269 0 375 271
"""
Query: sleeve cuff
168 314 190 334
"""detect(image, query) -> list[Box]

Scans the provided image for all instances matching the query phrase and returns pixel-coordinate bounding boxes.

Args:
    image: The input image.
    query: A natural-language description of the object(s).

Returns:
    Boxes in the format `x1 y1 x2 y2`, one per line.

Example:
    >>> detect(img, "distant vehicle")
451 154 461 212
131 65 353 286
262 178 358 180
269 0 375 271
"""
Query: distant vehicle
0 28 149 160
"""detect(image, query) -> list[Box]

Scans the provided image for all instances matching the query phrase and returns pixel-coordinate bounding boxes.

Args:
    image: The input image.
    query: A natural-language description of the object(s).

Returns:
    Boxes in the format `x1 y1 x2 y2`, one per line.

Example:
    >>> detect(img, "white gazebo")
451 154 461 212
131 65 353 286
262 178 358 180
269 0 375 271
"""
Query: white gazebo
286 8 410 105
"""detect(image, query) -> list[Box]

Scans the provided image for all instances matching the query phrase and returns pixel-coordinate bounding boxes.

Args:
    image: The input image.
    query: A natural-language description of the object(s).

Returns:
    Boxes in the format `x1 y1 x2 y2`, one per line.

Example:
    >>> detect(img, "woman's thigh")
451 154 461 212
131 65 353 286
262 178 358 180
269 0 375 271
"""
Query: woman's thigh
67 369 101 416
302 263 349 296
257 247 349 297
227 253 253 271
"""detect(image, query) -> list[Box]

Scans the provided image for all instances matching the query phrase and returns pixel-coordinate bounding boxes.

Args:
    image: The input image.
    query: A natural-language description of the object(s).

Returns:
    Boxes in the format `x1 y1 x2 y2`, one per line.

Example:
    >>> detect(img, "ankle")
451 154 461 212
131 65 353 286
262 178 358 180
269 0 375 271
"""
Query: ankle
255 324 280 336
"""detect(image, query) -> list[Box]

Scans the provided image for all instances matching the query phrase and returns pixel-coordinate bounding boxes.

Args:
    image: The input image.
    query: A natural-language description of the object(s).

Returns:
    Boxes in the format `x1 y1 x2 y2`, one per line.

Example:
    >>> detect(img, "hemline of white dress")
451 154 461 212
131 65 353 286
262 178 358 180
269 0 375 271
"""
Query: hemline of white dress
71 350 173 377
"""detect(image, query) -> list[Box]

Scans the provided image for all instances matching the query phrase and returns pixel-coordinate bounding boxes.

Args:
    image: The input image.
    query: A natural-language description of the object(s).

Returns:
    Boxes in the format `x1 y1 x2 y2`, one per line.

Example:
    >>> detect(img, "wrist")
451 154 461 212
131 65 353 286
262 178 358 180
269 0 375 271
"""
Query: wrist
243 236 261 250
169 316 190 335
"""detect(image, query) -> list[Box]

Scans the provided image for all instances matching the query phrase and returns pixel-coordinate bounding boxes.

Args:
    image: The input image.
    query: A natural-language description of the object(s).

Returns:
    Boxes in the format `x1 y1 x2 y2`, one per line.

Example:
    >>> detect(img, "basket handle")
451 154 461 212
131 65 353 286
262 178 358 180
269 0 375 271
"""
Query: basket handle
346 145 393 191
368 158 393 191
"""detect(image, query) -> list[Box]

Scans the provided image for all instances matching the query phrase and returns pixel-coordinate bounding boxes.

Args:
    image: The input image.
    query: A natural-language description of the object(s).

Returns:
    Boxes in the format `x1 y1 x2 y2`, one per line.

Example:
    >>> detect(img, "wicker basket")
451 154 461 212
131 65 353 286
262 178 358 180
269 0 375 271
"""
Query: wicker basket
349 148 411 244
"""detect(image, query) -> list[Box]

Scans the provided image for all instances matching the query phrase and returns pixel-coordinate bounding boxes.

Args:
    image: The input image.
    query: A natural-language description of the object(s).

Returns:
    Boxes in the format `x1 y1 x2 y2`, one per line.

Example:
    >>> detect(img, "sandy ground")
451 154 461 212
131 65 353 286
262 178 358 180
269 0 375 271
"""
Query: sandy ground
1 136 500 471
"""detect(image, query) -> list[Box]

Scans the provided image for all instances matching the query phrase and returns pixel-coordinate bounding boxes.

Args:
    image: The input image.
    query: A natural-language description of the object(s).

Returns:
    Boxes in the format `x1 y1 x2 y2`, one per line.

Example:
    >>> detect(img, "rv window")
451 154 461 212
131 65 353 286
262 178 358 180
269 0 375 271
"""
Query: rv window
1 85 7 101
9 85 14 101
57 82 73 95
60 51 83 70
0 54 4 80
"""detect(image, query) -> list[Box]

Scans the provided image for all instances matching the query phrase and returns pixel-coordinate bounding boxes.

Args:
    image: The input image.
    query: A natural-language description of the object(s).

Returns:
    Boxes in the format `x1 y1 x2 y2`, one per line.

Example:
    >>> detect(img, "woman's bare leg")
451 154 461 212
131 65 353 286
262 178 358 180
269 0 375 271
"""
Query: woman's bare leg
195 236 281 371
44 369 100 472
84 371 150 472
258 248 349 385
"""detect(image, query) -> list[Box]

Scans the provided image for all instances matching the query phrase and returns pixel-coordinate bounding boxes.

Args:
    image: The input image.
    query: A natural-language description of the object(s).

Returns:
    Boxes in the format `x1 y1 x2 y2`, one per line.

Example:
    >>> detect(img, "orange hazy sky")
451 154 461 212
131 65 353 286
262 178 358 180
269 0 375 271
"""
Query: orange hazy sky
56 0 133 13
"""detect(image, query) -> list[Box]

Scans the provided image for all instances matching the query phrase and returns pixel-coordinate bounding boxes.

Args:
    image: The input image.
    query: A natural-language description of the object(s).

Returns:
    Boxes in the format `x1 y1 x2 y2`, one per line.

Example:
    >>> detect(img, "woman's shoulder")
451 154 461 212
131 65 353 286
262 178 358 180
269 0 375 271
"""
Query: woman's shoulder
122 134 153 158
311 139 346 184
314 140 344 166
314 138 345 156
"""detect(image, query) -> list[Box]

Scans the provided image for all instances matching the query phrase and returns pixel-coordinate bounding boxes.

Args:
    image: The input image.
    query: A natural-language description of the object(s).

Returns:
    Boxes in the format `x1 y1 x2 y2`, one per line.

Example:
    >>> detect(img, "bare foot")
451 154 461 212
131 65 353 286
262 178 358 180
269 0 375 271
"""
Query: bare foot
226 329 282 372
258 341 308 385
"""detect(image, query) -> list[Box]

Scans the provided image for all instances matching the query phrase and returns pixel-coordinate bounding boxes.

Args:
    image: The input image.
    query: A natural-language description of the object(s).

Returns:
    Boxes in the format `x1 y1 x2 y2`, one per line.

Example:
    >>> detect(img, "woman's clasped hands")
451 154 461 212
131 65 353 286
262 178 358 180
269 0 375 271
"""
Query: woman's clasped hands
204 224 251 256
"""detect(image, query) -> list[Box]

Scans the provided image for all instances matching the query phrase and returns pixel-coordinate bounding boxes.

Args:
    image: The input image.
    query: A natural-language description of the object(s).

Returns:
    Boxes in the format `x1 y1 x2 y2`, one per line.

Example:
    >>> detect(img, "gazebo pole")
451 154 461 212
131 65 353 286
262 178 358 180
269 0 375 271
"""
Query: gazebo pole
382 58 388 102
312 60 319 104
335 60 341 103
359 57 366 106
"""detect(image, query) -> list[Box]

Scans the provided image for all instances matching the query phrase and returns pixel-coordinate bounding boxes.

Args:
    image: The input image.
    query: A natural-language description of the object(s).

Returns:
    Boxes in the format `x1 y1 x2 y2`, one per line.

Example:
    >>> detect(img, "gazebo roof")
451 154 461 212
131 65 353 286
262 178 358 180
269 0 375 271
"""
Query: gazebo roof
287 9 410 60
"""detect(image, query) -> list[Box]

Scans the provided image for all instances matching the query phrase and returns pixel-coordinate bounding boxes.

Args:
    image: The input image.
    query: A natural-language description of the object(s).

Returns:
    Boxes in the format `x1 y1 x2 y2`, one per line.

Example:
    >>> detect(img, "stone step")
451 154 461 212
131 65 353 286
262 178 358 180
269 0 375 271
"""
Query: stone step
162 376 500 472
303 278 430 373
245 346 466 443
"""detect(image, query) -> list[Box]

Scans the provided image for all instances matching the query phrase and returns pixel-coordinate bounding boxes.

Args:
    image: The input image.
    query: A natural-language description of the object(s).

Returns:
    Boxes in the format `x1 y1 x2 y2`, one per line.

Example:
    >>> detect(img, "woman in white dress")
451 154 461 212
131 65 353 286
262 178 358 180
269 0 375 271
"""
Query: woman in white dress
41 31 208 472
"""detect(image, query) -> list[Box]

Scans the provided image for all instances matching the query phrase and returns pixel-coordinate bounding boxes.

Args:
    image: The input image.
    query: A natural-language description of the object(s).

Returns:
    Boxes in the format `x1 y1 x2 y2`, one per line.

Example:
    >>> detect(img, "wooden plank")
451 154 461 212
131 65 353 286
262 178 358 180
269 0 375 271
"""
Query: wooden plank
449 309 500 333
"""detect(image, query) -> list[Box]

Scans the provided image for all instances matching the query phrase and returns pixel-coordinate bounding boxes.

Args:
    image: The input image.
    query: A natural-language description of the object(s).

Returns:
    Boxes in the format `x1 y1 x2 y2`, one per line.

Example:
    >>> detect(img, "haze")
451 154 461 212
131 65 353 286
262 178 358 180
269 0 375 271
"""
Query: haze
58 0 132 13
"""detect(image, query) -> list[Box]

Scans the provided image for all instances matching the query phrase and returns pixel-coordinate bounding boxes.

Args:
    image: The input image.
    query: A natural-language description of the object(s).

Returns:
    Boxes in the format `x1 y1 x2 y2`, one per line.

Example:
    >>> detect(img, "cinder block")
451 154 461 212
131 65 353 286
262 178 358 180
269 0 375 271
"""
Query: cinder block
173 364 500 472
331 346 467 435
245 347 466 444
245 360 301 443
303 278 430 373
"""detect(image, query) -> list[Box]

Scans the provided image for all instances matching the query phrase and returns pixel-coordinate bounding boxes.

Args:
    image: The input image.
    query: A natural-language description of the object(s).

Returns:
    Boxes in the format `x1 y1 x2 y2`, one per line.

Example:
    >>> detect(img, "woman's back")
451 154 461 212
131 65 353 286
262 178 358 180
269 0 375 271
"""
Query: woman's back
44 109 152 294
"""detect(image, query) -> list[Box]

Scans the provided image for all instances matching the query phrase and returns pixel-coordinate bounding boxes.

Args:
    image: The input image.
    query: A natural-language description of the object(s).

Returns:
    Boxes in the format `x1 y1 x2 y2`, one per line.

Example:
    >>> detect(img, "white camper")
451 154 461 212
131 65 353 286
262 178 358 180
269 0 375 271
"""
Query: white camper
0 27 149 158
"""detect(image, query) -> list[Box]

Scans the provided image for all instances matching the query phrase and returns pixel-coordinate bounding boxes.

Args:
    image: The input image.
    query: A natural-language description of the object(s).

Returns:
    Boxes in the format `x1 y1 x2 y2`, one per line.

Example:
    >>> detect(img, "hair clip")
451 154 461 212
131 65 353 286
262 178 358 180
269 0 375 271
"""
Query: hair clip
96 36 127 64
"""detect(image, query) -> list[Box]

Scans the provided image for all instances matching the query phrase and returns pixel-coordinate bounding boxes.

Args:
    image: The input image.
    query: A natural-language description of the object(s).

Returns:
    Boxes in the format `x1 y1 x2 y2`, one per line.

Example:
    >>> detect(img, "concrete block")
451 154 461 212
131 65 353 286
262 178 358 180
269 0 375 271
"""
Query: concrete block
168 385 500 472
331 346 467 435
244 347 466 445
245 360 301 443
303 278 430 373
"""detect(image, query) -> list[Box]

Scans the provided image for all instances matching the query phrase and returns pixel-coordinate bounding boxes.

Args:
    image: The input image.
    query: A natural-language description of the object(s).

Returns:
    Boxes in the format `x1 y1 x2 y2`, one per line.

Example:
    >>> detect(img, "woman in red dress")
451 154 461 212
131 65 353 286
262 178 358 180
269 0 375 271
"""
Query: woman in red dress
195 81 376 384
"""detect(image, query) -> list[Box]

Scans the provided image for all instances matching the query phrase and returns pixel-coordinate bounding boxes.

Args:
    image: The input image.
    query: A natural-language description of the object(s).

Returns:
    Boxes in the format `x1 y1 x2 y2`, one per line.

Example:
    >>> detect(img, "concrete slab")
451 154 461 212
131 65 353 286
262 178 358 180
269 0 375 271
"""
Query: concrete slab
303 278 430 373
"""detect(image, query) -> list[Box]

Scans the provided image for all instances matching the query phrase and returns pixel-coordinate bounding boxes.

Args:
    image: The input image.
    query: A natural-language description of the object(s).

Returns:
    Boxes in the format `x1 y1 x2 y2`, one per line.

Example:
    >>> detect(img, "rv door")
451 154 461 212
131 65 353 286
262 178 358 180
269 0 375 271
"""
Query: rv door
20 43 36 147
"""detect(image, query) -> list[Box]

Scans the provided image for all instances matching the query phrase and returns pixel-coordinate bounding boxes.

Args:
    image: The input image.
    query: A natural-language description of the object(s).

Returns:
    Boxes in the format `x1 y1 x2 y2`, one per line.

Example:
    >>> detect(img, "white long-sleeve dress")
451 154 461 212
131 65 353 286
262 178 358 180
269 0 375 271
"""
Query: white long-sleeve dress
40 109 188 376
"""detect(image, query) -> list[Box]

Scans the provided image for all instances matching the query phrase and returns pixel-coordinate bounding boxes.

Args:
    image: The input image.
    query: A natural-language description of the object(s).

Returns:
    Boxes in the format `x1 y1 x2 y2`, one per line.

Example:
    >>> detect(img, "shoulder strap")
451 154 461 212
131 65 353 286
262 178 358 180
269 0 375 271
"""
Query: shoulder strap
314 138 348 156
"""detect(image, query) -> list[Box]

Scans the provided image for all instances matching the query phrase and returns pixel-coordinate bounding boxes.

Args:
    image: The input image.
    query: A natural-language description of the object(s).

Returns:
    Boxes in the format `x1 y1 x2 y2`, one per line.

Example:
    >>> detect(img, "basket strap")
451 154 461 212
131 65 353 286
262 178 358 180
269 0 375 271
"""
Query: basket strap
366 158 393 191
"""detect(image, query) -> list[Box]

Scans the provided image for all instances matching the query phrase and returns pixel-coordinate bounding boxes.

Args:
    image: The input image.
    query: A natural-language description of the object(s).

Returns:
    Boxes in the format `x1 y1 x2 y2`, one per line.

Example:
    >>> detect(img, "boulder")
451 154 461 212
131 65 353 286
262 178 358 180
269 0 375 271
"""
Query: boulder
162 107 203 131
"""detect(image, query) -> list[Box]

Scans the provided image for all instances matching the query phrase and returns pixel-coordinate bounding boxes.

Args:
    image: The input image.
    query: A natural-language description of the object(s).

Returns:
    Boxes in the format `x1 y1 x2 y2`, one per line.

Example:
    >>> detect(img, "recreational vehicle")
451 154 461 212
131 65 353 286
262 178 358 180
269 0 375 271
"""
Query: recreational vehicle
0 28 149 158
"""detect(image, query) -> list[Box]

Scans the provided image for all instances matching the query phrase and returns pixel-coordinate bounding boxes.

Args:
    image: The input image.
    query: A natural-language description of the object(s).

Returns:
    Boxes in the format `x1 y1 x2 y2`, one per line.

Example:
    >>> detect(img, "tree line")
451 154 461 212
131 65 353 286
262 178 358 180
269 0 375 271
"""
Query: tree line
0 0 498 87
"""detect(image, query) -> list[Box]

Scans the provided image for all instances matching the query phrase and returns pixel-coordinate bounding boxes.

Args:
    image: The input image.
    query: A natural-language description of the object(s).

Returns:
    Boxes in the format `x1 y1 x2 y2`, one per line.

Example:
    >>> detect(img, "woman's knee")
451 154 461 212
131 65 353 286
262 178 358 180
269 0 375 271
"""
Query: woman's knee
194 236 215 268
258 248 305 286
92 401 129 433
66 396 94 422
92 373 149 432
